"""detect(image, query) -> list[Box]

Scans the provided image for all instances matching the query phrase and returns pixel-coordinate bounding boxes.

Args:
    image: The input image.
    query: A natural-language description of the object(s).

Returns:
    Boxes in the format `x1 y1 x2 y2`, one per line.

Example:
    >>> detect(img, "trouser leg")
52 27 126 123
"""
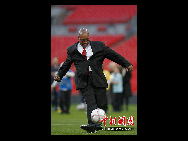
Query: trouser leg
59 90 65 113
64 90 71 113
80 73 107 124
81 86 97 124
95 87 107 113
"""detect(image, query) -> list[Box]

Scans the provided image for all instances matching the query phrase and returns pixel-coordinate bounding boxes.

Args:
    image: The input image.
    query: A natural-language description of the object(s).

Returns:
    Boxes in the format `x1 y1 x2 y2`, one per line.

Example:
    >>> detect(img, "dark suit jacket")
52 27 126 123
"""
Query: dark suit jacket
57 41 132 90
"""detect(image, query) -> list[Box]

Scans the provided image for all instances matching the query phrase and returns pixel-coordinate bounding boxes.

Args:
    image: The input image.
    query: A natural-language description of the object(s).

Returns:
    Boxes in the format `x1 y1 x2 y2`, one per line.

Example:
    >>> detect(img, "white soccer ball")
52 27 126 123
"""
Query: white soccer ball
91 108 106 124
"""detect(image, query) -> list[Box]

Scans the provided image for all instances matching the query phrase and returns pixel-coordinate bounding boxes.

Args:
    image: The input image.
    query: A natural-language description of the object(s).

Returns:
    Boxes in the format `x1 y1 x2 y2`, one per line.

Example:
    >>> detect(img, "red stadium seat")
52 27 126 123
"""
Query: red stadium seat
97 25 107 32
68 26 77 32
63 5 137 25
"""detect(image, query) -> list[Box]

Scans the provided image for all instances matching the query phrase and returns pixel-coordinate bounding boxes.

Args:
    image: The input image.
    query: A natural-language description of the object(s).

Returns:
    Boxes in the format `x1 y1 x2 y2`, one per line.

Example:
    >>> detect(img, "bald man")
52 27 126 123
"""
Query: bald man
54 28 133 133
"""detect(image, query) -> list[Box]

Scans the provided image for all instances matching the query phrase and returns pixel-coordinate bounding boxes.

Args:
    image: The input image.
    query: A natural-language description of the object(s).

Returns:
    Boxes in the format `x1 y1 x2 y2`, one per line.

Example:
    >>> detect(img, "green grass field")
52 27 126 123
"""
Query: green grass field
51 104 137 135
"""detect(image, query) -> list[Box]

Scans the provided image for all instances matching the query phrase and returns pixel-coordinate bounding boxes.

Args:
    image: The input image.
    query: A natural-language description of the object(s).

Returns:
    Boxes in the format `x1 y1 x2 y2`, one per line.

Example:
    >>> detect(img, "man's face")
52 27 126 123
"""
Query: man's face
78 33 90 48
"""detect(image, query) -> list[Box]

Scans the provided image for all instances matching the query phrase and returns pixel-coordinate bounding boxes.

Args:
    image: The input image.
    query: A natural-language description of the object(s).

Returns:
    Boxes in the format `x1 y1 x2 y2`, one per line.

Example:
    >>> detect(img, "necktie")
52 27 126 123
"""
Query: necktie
82 47 87 59
82 48 90 75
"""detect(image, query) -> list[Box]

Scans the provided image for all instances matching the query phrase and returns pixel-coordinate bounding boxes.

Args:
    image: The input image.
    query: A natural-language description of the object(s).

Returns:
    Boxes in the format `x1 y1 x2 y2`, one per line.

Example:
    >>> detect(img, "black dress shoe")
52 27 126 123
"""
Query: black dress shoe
94 124 102 131
80 124 95 133
80 124 102 133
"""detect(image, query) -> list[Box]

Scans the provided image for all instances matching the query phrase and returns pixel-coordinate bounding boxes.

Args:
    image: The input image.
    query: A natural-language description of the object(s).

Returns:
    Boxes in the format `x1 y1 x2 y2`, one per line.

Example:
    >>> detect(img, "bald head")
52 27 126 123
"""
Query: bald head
78 28 90 48
78 28 89 36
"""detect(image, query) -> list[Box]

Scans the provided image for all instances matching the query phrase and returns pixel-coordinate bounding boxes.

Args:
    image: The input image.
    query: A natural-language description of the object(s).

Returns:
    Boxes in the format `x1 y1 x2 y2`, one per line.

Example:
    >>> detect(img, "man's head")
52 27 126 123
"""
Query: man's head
114 66 120 74
108 62 117 72
52 57 58 66
78 28 90 48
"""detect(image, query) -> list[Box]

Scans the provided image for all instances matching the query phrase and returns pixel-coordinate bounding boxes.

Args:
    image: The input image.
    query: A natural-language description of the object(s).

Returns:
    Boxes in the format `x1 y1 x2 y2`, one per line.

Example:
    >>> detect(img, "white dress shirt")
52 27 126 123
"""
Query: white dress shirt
77 43 93 71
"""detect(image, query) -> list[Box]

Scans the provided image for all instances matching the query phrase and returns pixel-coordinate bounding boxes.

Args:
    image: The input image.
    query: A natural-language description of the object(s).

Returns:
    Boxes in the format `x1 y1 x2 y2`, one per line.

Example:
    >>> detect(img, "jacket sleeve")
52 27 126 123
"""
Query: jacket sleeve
57 50 73 80
102 42 132 69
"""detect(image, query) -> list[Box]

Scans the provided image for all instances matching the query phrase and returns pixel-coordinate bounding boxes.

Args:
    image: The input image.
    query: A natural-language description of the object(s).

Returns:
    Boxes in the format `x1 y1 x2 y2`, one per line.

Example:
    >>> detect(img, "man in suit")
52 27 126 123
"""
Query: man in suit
54 28 133 133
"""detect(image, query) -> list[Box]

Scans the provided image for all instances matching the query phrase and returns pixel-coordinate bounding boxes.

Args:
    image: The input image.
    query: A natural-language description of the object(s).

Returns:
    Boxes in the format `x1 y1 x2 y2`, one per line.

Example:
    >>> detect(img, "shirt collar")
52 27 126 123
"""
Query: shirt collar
78 42 91 49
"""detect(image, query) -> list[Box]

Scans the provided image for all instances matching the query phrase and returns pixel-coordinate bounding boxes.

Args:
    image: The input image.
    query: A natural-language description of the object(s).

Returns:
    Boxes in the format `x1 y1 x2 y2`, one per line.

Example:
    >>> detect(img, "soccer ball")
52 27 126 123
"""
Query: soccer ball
91 108 106 124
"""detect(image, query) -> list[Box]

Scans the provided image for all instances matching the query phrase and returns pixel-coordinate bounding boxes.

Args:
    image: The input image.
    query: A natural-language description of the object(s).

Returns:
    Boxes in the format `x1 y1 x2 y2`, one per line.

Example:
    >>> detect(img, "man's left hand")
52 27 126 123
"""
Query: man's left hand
126 65 133 72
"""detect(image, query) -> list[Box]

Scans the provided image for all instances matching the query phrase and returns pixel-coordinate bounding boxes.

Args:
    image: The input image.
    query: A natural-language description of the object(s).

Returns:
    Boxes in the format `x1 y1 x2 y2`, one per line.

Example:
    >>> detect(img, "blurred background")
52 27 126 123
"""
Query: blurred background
51 5 137 106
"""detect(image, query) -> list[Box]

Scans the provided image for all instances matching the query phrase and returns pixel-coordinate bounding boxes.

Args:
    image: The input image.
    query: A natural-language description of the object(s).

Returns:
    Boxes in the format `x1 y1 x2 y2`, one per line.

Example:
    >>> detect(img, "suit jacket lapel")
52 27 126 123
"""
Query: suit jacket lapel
89 41 101 60
90 41 99 54
72 42 86 59
72 42 78 53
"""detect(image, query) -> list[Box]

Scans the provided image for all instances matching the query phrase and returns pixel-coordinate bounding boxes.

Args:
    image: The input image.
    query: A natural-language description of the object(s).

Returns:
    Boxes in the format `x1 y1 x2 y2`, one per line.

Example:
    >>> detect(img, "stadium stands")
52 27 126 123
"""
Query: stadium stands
60 5 77 10
113 35 137 68
63 5 137 25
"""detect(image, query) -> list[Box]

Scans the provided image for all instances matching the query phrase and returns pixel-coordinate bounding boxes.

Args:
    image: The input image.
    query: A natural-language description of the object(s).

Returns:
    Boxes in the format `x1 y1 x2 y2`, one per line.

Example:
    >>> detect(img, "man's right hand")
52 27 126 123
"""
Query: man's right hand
54 75 61 82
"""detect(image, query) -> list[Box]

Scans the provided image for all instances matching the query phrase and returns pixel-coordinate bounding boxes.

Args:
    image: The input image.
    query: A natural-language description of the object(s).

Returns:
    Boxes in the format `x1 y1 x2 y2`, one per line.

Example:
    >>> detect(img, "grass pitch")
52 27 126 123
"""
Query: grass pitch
51 104 137 135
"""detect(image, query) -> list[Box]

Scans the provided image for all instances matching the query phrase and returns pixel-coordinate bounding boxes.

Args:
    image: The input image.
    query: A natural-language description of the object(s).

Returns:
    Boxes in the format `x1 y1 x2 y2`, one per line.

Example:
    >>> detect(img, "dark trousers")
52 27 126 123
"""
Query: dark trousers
59 90 71 113
80 73 107 124
114 93 122 111
51 88 58 110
